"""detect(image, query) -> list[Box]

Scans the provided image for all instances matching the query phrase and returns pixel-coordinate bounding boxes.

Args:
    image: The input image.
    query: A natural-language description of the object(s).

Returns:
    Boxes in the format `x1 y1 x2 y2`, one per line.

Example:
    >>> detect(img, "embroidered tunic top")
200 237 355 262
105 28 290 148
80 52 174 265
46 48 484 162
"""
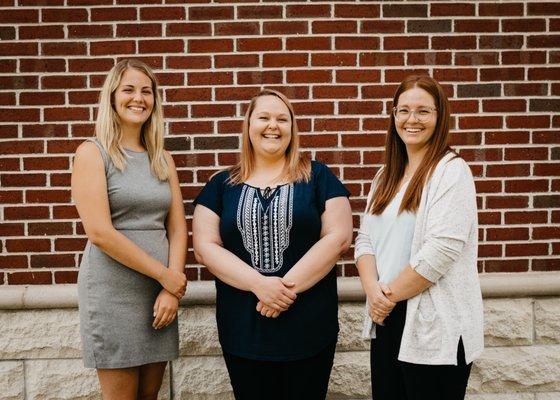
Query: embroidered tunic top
194 161 350 361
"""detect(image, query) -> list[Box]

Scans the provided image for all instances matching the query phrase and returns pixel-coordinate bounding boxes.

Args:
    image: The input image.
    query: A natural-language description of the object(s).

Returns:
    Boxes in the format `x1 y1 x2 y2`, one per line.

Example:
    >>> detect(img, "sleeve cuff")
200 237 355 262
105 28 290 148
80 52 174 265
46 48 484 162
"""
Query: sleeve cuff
410 255 442 283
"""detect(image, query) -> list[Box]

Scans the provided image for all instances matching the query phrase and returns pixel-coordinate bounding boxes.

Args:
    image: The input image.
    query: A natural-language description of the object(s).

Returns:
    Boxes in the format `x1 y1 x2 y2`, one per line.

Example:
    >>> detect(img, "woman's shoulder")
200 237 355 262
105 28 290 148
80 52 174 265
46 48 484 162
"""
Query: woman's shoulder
439 153 472 179
208 169 231 185
75 139 104 164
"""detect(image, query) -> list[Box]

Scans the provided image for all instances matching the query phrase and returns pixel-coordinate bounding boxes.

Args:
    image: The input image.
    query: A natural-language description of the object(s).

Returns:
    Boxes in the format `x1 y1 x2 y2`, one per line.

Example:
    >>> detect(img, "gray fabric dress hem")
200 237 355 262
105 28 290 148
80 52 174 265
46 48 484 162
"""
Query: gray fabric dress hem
83 352 179 369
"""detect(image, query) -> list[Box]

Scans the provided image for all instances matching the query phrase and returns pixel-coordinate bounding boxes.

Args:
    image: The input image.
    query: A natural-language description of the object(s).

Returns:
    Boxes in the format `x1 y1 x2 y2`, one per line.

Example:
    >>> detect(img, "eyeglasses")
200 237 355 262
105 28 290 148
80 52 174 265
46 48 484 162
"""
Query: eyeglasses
392 107 437 123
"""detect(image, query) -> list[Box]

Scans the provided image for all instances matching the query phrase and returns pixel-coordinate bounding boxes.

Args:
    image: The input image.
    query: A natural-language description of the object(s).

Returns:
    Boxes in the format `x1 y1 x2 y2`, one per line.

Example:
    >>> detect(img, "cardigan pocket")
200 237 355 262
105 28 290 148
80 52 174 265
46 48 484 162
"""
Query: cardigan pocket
415 291 442 350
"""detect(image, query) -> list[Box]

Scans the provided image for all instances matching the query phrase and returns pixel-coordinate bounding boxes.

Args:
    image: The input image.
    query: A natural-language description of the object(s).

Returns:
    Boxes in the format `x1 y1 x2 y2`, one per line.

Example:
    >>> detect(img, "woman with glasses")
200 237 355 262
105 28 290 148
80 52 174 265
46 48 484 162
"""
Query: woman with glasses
192 89 353 399
355 75 483 400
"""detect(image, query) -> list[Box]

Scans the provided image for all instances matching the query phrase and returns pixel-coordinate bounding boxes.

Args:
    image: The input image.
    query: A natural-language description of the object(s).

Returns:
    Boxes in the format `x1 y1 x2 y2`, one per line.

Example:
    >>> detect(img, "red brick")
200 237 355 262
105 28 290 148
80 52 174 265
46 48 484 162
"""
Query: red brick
215 54 259 69
91 7 137 21
186 72 233 86
507 115 550 129
169 121 214 136
0 256 27 269
335 37 379 50
533 227 560 240
312 20 357 34
287 70 332 84
1 173 46 187
20 91 65 106
383 4 427 17
342 133 385 147
478 211 501 225
28 222 73 236
90 41 136 56
19 25 64 39
238 5 282 19
504 83 547 96
335 3 379 18
458 116 503 130
52 205 79 219
534 195 560 208
0 59 16 73
31 254 75 268
361 20 404 33
237 38 281 52
68 91 100 105
385 36 428 50
0 75 38 90
20 58 66 73
140 6 185 20
214 22 259 36
286 37 331 51
485 131 529 145
455 52 498 65
533 259 560 272
408 52 451 66
0 42 38 56
313 86 358 99
0 26 14 40
506 243 548 257
344 167 377 180
26 190 71 203
166 56 211 70
450 131 482 146
487 227 529 241
0 190 24 204
314 118 360 132
166 88 211 102
505 179 549 193
298 134 338 149
337 70 381 83
44 107 89 122
68 24 113 38
534 163 560 176
363 118 390 132
292 102 333 116
139 39 184 54
432 36 476 49
311 53 356 67
482 99 526 113
191 104 236 118
42 42 87 56
478 244 503 258
486 195 529 209
4 206 50 220
0 108 40 123
286 4 331 18
485 260 528 273
480 3 524 16
503 19 547 32
528 35 560 48
22 124 69 138
528 3 560 15
481 67 525 81
433 68 477 82
263 21 308 35
505 211 548 224
24 157 70 170
480 35 524 49
503 51 547 65
486 164 530 177
189 39 233 53
8 272 52 285
215 87 260 101
54 270 79 284
188 6 233 20
505 147 548 161
449 100 478 114
459 148 502 162
6 239 51 253
431 3 475 16
339 101 382 115
454 19 499 32
0 8 39 23
42 8 88 22
263 53 308 68
117 23 163 37
360 52 404 66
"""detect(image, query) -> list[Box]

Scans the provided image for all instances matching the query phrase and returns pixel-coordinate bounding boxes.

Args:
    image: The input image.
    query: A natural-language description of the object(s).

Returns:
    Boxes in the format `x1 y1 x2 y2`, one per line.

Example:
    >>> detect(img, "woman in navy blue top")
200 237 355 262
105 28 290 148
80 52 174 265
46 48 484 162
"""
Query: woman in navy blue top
192 89 353 400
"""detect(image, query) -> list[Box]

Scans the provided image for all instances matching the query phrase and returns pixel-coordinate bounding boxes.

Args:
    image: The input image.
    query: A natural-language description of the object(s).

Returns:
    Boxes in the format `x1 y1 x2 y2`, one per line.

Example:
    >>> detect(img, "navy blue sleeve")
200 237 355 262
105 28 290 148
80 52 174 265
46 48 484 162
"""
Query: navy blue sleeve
313 161 350 215
192 170 229 217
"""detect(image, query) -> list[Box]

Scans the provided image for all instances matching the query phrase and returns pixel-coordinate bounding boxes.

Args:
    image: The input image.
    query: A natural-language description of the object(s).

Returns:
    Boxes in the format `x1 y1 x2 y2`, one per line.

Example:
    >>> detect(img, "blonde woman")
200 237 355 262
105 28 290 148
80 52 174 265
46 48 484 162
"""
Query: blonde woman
72 59 187 399
355 75 483 400
192 89 353 399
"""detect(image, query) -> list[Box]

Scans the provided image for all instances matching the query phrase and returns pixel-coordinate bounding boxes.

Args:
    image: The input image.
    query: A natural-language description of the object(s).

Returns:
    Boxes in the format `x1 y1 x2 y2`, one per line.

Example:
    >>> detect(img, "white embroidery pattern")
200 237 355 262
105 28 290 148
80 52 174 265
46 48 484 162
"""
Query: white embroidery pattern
237 184 293 273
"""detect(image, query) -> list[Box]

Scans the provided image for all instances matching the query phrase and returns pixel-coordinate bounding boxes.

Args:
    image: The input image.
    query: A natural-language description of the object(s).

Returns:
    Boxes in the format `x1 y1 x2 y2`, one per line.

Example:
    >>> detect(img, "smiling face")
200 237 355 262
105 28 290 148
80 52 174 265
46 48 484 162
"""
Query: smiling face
394 86 437 152
113 68 154 130
248 95 292 162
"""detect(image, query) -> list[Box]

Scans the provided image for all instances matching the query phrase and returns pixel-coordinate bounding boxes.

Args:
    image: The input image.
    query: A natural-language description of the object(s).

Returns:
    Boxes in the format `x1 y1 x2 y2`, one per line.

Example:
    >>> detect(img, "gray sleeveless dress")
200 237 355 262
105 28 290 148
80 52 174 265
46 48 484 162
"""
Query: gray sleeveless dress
78 139 179 368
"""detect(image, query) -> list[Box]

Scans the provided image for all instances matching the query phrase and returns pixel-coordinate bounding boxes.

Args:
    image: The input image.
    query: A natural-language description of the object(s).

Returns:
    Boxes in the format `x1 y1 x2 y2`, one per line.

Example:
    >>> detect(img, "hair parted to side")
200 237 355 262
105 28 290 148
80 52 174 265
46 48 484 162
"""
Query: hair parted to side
368 75 456 215
95 58 168 181
228 88 311 184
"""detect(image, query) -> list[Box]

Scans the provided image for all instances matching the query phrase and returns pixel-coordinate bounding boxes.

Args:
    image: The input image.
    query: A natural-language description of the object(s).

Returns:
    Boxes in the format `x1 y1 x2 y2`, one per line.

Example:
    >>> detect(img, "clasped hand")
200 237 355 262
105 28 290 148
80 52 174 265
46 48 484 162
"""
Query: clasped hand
368 282 396 326
159 268 187 300
253 276 297 318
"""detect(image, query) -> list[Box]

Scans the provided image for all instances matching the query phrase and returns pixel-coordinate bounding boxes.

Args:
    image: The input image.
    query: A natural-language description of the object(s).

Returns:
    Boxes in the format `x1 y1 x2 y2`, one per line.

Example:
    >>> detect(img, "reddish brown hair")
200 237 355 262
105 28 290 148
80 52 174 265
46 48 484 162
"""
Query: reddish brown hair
368 75 456 215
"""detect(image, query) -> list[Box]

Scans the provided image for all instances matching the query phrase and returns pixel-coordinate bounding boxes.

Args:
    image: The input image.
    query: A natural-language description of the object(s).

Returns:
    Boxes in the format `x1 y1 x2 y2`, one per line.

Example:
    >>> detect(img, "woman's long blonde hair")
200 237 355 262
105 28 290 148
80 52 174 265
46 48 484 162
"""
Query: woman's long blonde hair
95 59 168 181
228 89 311 184
368 75 455 215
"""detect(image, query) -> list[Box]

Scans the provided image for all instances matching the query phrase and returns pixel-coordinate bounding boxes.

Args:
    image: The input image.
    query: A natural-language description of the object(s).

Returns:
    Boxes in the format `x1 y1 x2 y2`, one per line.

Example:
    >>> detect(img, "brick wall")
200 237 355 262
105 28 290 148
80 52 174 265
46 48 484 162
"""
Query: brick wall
0 1 559 285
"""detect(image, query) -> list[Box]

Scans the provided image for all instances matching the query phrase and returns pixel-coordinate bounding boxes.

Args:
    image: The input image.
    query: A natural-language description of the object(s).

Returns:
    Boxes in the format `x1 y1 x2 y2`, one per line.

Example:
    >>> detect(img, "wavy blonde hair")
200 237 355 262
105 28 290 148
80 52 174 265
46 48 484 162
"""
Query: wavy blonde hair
228 89 311 184
95 59 168 181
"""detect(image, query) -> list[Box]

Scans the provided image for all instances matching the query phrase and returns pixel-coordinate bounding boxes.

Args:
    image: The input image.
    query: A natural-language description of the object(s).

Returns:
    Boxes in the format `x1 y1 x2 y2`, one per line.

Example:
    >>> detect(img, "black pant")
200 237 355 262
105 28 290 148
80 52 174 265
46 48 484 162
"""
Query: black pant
370 301 472 400
223 342 336 400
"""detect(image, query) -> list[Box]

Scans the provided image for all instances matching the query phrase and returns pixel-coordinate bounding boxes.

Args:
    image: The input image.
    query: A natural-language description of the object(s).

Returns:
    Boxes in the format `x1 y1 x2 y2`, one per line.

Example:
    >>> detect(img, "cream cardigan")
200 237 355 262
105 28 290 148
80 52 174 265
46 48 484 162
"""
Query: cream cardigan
355 152 484 365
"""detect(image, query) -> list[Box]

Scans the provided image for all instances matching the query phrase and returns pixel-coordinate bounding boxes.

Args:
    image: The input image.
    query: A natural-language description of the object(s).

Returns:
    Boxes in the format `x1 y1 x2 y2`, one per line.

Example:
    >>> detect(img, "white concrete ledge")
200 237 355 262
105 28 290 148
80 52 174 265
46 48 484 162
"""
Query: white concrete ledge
0 273 559 309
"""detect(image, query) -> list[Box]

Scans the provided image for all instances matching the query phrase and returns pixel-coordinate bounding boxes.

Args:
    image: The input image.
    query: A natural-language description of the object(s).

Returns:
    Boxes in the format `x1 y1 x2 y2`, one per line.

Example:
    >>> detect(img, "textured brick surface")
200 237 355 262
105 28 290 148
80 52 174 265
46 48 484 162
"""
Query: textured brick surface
0 1 558 283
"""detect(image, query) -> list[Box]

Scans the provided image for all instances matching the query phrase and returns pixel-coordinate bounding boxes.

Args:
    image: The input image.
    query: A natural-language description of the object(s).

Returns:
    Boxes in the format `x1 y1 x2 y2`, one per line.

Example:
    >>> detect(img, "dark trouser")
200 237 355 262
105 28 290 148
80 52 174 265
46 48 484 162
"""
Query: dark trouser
223 341 336 400
370 301 472 400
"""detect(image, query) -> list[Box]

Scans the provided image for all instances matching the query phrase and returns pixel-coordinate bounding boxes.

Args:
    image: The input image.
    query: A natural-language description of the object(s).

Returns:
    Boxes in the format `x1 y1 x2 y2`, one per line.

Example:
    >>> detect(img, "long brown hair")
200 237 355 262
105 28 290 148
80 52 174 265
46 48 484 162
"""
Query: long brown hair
368 75 455 215
228 88 311 184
